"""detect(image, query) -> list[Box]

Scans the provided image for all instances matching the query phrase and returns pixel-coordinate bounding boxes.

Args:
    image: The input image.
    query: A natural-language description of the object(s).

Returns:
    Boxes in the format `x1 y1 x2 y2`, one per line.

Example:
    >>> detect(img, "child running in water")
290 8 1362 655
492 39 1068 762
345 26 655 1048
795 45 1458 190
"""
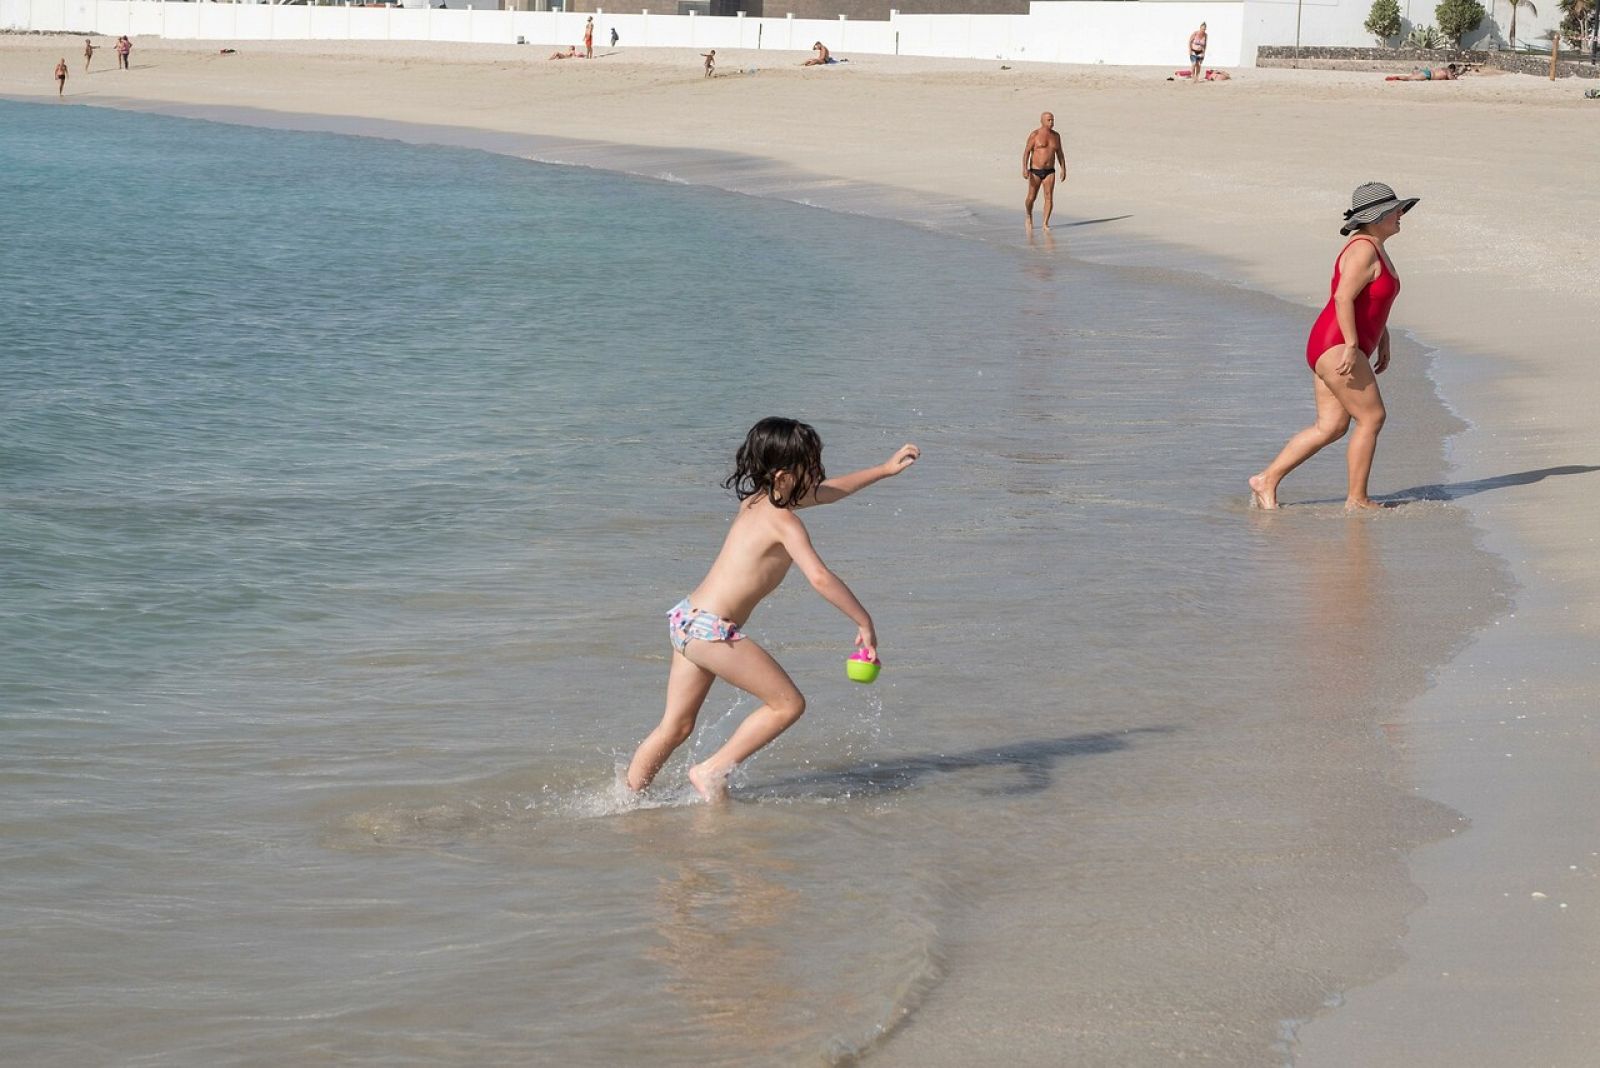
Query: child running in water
626 417 919 800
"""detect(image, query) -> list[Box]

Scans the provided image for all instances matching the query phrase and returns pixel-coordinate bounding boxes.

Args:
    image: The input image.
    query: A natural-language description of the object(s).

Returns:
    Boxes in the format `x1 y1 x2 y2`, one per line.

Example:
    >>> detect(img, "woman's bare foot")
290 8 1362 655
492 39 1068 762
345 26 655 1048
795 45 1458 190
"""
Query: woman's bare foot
1345 497 1382 511
1248 473 1279 510
687 763 730 802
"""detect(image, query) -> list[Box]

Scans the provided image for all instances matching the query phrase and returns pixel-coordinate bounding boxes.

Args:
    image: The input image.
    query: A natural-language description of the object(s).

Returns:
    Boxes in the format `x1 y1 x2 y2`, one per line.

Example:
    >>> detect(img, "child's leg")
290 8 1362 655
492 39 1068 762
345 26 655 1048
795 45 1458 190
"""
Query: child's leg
626 650 715 791
680 638 805 799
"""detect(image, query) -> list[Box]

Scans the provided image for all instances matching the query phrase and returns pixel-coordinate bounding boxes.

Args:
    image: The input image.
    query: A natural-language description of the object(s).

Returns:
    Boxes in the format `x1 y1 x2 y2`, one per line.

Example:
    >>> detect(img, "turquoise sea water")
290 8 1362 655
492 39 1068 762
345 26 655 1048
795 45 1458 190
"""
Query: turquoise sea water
1 99 1502 1064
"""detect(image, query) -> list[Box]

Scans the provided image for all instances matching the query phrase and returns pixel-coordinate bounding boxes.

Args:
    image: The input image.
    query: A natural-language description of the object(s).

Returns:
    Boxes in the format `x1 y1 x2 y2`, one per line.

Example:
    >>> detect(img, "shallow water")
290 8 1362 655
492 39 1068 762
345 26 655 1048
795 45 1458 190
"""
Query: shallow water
1 99 1508 1064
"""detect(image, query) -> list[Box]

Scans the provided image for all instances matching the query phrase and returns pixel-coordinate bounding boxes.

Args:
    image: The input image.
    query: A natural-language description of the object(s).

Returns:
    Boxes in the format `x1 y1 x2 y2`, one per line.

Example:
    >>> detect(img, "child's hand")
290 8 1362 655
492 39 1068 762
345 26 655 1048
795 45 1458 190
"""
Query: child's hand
883 444 919 475
855 624 878 660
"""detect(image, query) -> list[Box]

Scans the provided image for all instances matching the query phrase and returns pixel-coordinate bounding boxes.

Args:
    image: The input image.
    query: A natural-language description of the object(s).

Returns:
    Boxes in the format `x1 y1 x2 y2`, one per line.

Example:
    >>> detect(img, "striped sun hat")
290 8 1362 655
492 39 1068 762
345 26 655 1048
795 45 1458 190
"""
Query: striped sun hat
1340 182 1420 235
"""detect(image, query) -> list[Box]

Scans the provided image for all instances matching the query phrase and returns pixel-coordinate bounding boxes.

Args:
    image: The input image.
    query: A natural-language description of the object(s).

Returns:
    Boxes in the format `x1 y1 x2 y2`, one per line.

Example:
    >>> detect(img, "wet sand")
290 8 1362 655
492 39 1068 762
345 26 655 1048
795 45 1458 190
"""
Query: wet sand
5 36 1598 1065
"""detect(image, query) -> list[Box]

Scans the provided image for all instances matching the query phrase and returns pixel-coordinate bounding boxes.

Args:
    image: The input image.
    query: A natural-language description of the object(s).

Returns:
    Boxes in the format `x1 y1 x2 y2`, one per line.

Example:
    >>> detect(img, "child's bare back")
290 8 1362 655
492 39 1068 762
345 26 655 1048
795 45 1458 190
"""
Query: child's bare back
688 496 815 628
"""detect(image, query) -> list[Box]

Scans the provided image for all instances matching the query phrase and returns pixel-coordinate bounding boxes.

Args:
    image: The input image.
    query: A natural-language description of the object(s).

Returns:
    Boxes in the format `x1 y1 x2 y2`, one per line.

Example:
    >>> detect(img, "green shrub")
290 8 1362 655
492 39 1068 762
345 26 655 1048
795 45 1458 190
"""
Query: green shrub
1435 0 1486 44
1365 0 1403 41
1404 23 1448 46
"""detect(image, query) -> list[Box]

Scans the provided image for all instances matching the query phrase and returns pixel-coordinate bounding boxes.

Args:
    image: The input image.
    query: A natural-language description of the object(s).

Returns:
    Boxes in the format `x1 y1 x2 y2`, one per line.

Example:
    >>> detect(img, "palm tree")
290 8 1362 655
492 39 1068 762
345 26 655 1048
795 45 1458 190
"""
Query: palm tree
1556 0 1595 48
1504 0 1538 48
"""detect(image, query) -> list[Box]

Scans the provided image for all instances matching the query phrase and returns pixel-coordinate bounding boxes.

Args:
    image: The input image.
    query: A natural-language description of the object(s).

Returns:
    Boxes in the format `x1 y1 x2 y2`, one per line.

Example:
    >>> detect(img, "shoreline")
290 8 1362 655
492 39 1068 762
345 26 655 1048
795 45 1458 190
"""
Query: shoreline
6 39 1598 1063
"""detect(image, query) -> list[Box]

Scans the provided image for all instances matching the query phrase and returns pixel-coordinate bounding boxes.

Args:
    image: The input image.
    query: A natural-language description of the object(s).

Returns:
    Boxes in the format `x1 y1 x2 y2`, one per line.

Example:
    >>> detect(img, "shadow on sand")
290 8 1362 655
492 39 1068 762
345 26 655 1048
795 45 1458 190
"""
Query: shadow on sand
1061 214 1133 229
1289 465 1600 508
1381 464 1600 503
747 728 1174 801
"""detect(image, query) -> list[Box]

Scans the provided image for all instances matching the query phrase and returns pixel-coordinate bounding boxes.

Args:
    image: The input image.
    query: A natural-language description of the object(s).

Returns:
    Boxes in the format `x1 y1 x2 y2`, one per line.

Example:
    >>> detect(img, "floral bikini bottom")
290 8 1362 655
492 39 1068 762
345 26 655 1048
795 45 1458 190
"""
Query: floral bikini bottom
667 597 745 654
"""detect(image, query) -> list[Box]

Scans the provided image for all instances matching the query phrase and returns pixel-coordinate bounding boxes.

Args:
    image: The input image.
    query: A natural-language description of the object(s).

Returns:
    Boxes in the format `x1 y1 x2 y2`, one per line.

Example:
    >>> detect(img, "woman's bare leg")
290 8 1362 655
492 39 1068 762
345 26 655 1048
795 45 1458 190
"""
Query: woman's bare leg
626 650 716 791
1317 354 1387 508
679 638 805 801
1250 352 1351 509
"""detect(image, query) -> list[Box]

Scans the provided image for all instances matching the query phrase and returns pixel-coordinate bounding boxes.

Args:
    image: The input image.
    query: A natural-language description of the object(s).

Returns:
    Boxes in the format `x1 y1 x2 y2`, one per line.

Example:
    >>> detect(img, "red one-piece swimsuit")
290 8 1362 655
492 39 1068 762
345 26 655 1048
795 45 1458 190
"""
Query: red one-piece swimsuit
1304 236 1400 370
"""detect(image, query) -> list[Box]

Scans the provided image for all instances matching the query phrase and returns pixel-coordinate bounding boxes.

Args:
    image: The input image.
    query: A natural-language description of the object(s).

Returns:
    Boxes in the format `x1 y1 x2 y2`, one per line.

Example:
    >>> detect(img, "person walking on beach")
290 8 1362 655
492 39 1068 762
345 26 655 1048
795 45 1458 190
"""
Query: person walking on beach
584 16 594 59
55 57 68 96
625 418 919 801
115 35 131 70
1022 111 1066 230
1249 182 1419 511
83 37 97 72
1187 22 1208 82
701 49 716 77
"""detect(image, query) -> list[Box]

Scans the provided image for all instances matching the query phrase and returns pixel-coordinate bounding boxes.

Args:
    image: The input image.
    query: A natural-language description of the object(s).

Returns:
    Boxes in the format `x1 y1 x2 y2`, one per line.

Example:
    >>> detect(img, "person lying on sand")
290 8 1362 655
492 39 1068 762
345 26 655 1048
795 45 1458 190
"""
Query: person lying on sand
802 41 830 66
1169 68 1230 81
1386 63 1461 81
548 45 580 60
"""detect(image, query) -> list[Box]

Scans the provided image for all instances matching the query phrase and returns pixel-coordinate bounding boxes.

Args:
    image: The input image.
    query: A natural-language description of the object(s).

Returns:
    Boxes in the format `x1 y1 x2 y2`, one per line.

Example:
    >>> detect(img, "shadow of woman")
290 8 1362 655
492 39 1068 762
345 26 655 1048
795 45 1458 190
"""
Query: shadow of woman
1288 464 1600 507
1378 463 1600 503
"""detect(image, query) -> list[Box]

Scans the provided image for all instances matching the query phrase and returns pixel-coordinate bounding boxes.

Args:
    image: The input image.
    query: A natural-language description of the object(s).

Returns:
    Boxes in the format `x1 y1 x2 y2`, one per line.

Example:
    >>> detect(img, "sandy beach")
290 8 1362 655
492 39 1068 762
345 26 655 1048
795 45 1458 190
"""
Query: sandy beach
5 35 1598 1064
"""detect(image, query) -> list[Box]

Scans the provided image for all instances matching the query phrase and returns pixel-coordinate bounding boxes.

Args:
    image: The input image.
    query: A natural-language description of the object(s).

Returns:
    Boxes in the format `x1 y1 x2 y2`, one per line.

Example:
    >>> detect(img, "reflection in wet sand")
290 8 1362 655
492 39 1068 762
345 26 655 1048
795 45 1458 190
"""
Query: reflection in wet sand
1302 513 1379 634
621 808 812 1059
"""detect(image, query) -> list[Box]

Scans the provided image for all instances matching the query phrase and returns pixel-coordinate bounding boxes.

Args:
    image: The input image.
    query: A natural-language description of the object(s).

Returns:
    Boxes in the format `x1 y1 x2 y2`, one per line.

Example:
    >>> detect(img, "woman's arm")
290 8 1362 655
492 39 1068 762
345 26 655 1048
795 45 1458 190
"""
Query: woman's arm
798 444 919 508
1330 242 1380 376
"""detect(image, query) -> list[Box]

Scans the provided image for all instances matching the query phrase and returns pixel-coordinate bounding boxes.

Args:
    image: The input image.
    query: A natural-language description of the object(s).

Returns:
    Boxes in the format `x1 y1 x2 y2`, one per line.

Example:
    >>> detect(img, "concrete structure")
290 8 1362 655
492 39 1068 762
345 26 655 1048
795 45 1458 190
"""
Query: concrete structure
0 0 1568 66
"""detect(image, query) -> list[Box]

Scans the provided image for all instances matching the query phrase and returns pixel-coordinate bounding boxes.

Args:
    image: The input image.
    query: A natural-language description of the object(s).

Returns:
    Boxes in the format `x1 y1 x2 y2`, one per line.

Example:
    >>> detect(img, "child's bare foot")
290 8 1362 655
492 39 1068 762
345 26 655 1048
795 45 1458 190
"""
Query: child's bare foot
1248 473 1279 510
687 763 729 802
1345 497 1382 511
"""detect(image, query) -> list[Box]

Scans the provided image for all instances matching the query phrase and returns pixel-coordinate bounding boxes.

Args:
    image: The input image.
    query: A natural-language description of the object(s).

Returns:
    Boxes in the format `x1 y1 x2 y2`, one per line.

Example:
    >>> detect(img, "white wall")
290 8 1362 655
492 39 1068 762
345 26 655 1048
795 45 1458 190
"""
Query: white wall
1021 2 1241 66
0 0 1564 65
0 0 1244 65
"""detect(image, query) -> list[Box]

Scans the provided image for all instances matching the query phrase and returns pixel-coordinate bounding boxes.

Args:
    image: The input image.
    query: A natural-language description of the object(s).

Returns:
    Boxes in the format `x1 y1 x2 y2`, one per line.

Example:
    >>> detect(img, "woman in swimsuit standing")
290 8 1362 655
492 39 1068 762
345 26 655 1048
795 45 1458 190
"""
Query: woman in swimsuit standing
1188 22 1208 82
1249 182 1419 510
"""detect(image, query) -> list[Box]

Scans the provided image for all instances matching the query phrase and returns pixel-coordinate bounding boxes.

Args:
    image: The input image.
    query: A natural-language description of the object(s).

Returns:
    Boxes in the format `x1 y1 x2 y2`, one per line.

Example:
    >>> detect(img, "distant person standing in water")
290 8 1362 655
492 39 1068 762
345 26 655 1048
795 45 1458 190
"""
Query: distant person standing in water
1250 183 1419 511
584 16 594 59
55 57 68 96
115 35 131 70
1021 111 1066 230
1188 22 1208 82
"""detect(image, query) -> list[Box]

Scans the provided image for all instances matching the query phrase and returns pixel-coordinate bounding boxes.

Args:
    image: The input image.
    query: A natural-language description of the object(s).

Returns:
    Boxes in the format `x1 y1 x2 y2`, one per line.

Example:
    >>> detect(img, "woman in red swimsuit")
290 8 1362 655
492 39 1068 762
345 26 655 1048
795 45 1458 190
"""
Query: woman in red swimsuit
1249 182 1419 510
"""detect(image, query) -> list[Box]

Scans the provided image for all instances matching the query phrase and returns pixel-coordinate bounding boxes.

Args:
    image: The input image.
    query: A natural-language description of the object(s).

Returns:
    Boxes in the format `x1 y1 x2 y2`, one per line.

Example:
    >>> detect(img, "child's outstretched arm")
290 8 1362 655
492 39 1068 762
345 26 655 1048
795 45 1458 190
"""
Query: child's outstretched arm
798 443 919 508
775 511 878 655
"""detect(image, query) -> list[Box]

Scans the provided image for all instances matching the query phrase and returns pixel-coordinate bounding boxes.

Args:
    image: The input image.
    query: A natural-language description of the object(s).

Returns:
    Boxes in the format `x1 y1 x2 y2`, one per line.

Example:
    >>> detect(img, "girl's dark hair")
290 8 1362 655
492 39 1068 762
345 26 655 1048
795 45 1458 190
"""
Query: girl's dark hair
723 417 826 509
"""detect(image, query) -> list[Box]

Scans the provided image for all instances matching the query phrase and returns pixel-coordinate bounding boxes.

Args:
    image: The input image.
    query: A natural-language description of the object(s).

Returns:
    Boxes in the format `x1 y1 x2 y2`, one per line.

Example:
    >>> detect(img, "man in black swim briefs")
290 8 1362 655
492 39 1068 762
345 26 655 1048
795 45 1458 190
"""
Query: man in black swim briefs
1021 111 1067 230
